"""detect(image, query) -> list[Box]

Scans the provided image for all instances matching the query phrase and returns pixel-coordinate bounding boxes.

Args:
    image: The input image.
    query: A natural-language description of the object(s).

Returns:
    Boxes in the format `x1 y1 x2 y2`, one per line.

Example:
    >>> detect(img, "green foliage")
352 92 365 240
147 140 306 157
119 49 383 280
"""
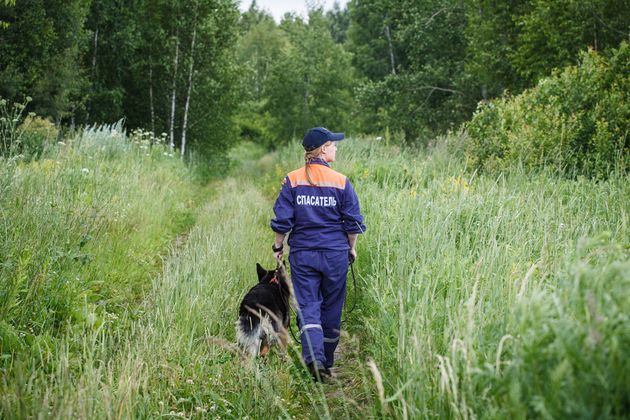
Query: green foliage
466 42 630 177
347 0 630 143
235 9 356 145
233 8 285 147
236 15 285 103
512 0 630 85
17 115 58 159
1 0 241 159
0 123 203 370
0 0 91 120
349 0 478 143
238 0 274 34
184 0 241 157
3 0 630 158
85 0 241 158
0 0 14 28
233 102 277 148
326 1 349 44
347 0 401 80
463 0 529 98
81 0 140 124
269 11 356 140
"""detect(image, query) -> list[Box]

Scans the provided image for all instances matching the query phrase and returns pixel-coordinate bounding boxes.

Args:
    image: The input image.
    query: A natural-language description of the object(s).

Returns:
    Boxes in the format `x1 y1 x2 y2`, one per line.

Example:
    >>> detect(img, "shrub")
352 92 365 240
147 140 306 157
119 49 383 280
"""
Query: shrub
466 42 629 178
18 115 59 159
0 97 58 160
233 103 276 150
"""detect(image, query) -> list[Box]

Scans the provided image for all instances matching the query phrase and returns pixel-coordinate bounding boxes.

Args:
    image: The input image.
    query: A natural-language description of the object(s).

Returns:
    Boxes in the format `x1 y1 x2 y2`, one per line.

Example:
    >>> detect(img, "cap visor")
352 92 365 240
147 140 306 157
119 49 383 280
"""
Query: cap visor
330 132 345 141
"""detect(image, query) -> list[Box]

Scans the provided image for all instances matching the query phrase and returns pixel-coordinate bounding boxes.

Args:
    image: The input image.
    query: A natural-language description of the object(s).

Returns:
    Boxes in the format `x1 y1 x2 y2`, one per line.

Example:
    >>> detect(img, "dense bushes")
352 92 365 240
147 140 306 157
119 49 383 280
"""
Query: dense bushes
466 42 629 178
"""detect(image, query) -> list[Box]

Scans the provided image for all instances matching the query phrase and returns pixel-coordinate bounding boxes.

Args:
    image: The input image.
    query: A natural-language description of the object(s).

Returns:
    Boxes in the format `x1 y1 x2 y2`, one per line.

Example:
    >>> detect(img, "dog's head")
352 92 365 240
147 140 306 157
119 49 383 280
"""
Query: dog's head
256 262 290 295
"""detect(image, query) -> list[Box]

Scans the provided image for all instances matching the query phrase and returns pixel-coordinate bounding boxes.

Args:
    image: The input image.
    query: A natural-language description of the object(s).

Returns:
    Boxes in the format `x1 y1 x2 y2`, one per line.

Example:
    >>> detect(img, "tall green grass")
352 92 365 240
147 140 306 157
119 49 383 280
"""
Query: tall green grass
0 124 205 417
327 136 628 418
2 131 628 418
256 134 629 418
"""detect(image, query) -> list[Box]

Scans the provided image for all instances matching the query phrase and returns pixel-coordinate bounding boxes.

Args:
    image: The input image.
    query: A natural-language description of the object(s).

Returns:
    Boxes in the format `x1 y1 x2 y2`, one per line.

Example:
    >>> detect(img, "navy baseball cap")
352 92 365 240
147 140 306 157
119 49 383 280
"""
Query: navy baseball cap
302 127 345 151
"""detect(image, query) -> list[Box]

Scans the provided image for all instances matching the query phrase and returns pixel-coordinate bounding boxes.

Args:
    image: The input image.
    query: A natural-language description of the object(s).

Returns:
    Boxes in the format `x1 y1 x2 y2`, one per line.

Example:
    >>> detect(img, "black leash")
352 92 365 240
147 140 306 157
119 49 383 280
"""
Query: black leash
276 259 301 344
345 258 358 314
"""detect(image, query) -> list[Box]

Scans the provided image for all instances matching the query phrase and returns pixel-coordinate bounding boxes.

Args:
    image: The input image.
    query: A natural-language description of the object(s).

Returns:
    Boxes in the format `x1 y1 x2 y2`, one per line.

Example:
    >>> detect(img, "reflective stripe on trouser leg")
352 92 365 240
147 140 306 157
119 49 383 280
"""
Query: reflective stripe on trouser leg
289 251 325 365
320 250 348 368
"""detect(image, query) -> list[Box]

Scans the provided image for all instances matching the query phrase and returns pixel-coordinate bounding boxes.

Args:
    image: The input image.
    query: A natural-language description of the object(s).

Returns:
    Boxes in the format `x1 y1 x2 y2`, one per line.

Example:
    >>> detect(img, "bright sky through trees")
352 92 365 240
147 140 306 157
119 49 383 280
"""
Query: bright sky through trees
239 0 349 22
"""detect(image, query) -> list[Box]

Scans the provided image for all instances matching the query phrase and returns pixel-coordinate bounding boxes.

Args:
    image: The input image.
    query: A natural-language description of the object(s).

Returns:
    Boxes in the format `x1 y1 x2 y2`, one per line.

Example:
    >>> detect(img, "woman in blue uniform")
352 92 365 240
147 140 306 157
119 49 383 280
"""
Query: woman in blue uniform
271 127 366 382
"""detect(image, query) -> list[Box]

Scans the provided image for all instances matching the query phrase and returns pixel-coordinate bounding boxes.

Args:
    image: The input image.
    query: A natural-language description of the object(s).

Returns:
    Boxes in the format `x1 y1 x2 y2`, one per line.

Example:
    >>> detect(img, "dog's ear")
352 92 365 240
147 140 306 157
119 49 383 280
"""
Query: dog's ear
256 263 267 281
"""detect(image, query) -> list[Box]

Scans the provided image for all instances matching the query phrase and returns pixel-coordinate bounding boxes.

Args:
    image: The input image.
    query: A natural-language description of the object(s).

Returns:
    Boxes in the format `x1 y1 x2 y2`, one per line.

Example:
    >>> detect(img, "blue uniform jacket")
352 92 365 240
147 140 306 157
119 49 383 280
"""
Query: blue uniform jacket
271 158 366 251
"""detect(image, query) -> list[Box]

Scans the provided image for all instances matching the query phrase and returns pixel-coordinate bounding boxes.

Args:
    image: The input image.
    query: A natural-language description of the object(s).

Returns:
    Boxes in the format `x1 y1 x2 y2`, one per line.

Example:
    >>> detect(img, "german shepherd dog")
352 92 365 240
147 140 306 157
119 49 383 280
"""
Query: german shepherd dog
236 262 292 357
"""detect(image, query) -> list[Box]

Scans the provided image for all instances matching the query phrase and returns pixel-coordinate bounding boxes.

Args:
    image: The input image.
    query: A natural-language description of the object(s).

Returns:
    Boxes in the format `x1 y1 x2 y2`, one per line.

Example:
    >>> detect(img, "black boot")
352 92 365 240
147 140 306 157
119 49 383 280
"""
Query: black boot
308 362 332 383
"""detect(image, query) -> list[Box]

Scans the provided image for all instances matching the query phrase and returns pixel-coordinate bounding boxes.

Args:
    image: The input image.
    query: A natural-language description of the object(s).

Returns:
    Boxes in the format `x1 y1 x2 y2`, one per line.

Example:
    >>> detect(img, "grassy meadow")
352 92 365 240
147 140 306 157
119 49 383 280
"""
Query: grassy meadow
1 126 629 418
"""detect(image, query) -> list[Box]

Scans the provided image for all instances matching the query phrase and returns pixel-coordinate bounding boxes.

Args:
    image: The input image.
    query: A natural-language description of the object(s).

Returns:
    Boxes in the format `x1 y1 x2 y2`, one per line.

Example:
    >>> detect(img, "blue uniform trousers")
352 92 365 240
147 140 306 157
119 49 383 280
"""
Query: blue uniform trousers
289 250 348 368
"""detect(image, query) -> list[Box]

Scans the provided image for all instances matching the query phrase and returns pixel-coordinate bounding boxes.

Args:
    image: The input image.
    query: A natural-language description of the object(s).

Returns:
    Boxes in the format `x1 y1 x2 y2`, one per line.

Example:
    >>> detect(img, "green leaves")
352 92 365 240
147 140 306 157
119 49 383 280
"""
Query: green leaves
235 9 356 146
466 42 630 178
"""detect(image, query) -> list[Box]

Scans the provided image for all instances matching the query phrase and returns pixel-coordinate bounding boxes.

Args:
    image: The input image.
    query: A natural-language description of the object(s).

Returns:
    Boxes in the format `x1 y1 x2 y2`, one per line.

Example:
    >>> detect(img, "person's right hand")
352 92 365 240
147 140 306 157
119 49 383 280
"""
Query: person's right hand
349 248 357 264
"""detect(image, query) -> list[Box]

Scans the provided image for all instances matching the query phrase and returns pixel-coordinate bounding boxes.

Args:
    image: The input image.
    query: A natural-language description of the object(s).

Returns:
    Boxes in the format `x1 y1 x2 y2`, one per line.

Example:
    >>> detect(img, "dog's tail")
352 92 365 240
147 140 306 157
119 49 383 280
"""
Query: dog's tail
236 308 263 357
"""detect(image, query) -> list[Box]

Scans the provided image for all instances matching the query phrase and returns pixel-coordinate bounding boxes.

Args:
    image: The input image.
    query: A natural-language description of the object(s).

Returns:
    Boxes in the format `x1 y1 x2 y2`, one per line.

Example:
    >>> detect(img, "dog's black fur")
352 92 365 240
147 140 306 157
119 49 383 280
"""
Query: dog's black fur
236 262 291 357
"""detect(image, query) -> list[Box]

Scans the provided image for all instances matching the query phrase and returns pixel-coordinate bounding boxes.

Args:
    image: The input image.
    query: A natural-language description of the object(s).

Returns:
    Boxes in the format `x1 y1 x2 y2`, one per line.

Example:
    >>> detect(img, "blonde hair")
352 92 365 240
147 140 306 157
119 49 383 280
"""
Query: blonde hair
304 141 332 186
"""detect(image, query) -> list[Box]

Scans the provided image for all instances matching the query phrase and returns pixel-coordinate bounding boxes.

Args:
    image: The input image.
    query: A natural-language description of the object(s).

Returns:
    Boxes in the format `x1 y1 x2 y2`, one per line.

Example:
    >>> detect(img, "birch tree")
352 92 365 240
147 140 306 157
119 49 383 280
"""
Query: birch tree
178 0 240 158
180 2 198 159
169 32 179 151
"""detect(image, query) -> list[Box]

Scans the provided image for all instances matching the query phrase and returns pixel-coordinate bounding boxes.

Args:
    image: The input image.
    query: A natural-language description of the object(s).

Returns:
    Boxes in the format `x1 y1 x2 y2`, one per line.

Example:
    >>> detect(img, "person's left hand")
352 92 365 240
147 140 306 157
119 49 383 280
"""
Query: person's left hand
273 243 284 261
349 248 357 264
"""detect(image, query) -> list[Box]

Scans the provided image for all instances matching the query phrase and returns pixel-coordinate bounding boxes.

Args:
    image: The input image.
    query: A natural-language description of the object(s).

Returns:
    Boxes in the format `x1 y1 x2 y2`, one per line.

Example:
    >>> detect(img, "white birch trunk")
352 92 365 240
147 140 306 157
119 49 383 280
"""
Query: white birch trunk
169 35 179 151
384 24 396 75
86 27 99 123
181 21 197 160
92 27 99 75
149 60 155 143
